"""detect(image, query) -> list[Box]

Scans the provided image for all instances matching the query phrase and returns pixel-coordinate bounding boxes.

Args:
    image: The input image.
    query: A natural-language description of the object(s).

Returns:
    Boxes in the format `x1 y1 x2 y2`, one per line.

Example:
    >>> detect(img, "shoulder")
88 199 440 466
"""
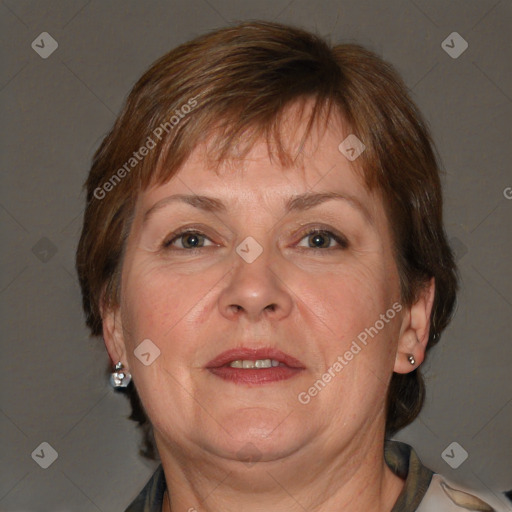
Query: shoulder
417 474 512 512
384 440 511 512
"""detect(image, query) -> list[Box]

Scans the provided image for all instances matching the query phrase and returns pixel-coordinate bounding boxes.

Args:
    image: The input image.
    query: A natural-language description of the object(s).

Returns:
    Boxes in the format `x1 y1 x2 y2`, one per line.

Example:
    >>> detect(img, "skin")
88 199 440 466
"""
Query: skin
103 101 435 512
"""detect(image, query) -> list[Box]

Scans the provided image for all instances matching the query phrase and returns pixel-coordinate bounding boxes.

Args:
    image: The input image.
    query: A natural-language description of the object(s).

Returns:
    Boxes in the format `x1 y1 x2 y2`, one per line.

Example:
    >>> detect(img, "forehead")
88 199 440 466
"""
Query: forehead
139 107 377 217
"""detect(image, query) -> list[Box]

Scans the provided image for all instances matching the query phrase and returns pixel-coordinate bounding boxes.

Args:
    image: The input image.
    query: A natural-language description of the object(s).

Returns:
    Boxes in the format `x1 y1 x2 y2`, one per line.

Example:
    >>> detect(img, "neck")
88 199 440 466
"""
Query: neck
157 426 404 512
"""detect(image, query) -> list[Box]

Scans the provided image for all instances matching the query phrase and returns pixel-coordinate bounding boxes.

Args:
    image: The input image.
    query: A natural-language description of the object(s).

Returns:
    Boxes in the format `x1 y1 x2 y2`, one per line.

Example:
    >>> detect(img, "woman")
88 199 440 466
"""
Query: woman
75 21 507 512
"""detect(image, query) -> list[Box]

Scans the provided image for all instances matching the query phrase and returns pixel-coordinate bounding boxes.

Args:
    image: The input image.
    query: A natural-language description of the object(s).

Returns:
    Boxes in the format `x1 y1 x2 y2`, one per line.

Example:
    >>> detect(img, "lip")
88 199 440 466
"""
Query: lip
205 347 305 369
208 365 303 385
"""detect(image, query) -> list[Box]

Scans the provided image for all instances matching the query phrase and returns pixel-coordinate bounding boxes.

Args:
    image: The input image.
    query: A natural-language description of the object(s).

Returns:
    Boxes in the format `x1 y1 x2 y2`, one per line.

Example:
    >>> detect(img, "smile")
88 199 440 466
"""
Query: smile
228 359 281 368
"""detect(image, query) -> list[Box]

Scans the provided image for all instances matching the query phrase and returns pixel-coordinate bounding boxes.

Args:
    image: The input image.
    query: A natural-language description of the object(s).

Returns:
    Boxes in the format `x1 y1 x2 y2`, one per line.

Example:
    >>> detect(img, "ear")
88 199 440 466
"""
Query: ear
101 296 129 371
394 277 435 374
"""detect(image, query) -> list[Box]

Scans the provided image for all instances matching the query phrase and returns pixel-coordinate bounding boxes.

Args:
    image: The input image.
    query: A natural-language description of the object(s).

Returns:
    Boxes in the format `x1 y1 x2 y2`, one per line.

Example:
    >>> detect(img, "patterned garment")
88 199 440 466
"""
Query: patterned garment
125 440 510 511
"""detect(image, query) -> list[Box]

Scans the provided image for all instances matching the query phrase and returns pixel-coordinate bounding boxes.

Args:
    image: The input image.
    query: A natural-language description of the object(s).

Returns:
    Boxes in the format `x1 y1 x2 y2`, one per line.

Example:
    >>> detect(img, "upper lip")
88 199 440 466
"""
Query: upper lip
206 347 305 369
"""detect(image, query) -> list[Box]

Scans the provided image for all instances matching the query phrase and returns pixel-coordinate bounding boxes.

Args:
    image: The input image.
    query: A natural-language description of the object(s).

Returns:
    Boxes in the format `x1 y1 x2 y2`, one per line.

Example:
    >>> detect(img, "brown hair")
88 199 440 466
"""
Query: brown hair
76 20 458 459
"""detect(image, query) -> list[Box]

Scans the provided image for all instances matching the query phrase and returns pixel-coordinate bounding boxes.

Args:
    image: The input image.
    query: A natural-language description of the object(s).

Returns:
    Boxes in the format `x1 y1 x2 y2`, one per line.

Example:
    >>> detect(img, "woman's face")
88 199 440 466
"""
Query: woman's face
107 108 411 466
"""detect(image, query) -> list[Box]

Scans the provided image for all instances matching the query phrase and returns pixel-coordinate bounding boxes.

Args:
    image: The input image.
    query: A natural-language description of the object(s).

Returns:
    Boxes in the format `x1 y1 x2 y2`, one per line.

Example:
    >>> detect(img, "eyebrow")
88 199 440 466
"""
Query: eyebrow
143 191 373 226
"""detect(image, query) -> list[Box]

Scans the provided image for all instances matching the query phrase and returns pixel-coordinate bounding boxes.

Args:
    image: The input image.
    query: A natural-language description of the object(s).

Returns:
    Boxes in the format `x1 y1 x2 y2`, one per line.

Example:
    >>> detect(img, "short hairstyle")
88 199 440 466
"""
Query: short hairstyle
76 20 458 459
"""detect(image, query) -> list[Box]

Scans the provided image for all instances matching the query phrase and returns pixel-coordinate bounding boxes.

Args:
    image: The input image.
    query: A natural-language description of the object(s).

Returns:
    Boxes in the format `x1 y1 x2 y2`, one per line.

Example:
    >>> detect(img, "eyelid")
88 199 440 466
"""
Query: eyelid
162 224 349 252
294 225 349 250
162 225 218 249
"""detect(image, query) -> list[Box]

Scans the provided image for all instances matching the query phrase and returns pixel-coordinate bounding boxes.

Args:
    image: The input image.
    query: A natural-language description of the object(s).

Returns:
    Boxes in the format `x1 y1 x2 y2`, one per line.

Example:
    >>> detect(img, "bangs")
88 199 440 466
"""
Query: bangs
139 93 349 193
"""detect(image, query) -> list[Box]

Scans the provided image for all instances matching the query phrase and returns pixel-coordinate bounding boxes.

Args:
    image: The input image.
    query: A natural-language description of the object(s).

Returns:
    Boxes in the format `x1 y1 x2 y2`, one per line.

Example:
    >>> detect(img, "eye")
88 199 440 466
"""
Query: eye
296 228 349 250
162 227 348 252
163 229 215 250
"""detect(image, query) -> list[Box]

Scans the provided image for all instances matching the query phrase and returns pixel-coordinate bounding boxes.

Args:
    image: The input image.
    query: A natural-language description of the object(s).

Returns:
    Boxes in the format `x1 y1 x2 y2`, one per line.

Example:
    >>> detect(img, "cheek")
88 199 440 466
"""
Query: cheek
120 261 222 346
120 243 400 361
299 261 395 332
298 262 400 387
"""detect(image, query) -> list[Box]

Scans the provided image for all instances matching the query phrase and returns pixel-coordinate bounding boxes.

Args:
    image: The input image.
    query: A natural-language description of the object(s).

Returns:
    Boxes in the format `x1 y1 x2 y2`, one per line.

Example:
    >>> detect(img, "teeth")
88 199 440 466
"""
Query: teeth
228 359 281 369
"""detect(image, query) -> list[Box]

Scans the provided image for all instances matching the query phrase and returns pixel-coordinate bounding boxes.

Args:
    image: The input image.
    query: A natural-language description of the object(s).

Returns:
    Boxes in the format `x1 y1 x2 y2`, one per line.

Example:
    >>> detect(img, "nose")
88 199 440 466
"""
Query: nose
218 249 294 322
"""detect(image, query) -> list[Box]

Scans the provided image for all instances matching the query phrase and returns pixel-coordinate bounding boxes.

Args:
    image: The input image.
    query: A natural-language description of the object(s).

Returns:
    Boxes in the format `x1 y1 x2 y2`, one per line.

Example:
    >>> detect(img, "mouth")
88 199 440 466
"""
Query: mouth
205 347 305 385
206 347 305 369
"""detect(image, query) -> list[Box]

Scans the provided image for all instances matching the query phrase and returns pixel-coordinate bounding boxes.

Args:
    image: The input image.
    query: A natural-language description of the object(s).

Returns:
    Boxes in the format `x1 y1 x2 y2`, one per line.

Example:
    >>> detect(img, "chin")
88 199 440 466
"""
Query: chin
211 411 306 460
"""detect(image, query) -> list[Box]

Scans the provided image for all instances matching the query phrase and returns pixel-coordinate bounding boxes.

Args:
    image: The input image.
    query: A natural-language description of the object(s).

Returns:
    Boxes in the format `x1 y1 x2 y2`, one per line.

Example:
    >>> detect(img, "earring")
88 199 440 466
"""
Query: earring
407 354 416 366
110 362 132 388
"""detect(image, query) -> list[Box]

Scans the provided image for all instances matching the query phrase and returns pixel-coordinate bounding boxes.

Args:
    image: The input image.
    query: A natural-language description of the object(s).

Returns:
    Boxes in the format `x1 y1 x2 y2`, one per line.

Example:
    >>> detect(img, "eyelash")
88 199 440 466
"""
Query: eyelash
297 227 349 250
162 226 349 252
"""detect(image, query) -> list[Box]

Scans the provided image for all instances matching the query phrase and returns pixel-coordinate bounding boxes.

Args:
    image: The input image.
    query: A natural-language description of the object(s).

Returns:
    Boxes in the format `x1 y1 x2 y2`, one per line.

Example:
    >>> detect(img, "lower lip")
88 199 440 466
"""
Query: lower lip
207 366 303 384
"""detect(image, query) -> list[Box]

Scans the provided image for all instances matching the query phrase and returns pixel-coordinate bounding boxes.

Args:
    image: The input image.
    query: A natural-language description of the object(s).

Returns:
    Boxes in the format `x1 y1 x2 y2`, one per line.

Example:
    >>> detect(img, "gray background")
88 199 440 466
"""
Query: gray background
1 0 511 510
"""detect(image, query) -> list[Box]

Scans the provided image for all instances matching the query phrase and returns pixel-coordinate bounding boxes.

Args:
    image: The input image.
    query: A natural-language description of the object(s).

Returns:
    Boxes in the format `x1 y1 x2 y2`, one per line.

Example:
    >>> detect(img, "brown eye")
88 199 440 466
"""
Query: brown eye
297 229 348 250
163 230 213 250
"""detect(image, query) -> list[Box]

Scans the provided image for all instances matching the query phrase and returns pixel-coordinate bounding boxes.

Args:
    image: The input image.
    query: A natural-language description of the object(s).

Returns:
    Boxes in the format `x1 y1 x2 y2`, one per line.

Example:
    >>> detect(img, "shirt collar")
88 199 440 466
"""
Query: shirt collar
385 439 433 512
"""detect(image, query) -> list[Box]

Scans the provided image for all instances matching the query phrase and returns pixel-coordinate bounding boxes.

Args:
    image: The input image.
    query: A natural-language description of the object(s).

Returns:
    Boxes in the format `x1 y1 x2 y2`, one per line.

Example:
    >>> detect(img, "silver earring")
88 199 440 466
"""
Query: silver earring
110 362 132 388
407 354 416 365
